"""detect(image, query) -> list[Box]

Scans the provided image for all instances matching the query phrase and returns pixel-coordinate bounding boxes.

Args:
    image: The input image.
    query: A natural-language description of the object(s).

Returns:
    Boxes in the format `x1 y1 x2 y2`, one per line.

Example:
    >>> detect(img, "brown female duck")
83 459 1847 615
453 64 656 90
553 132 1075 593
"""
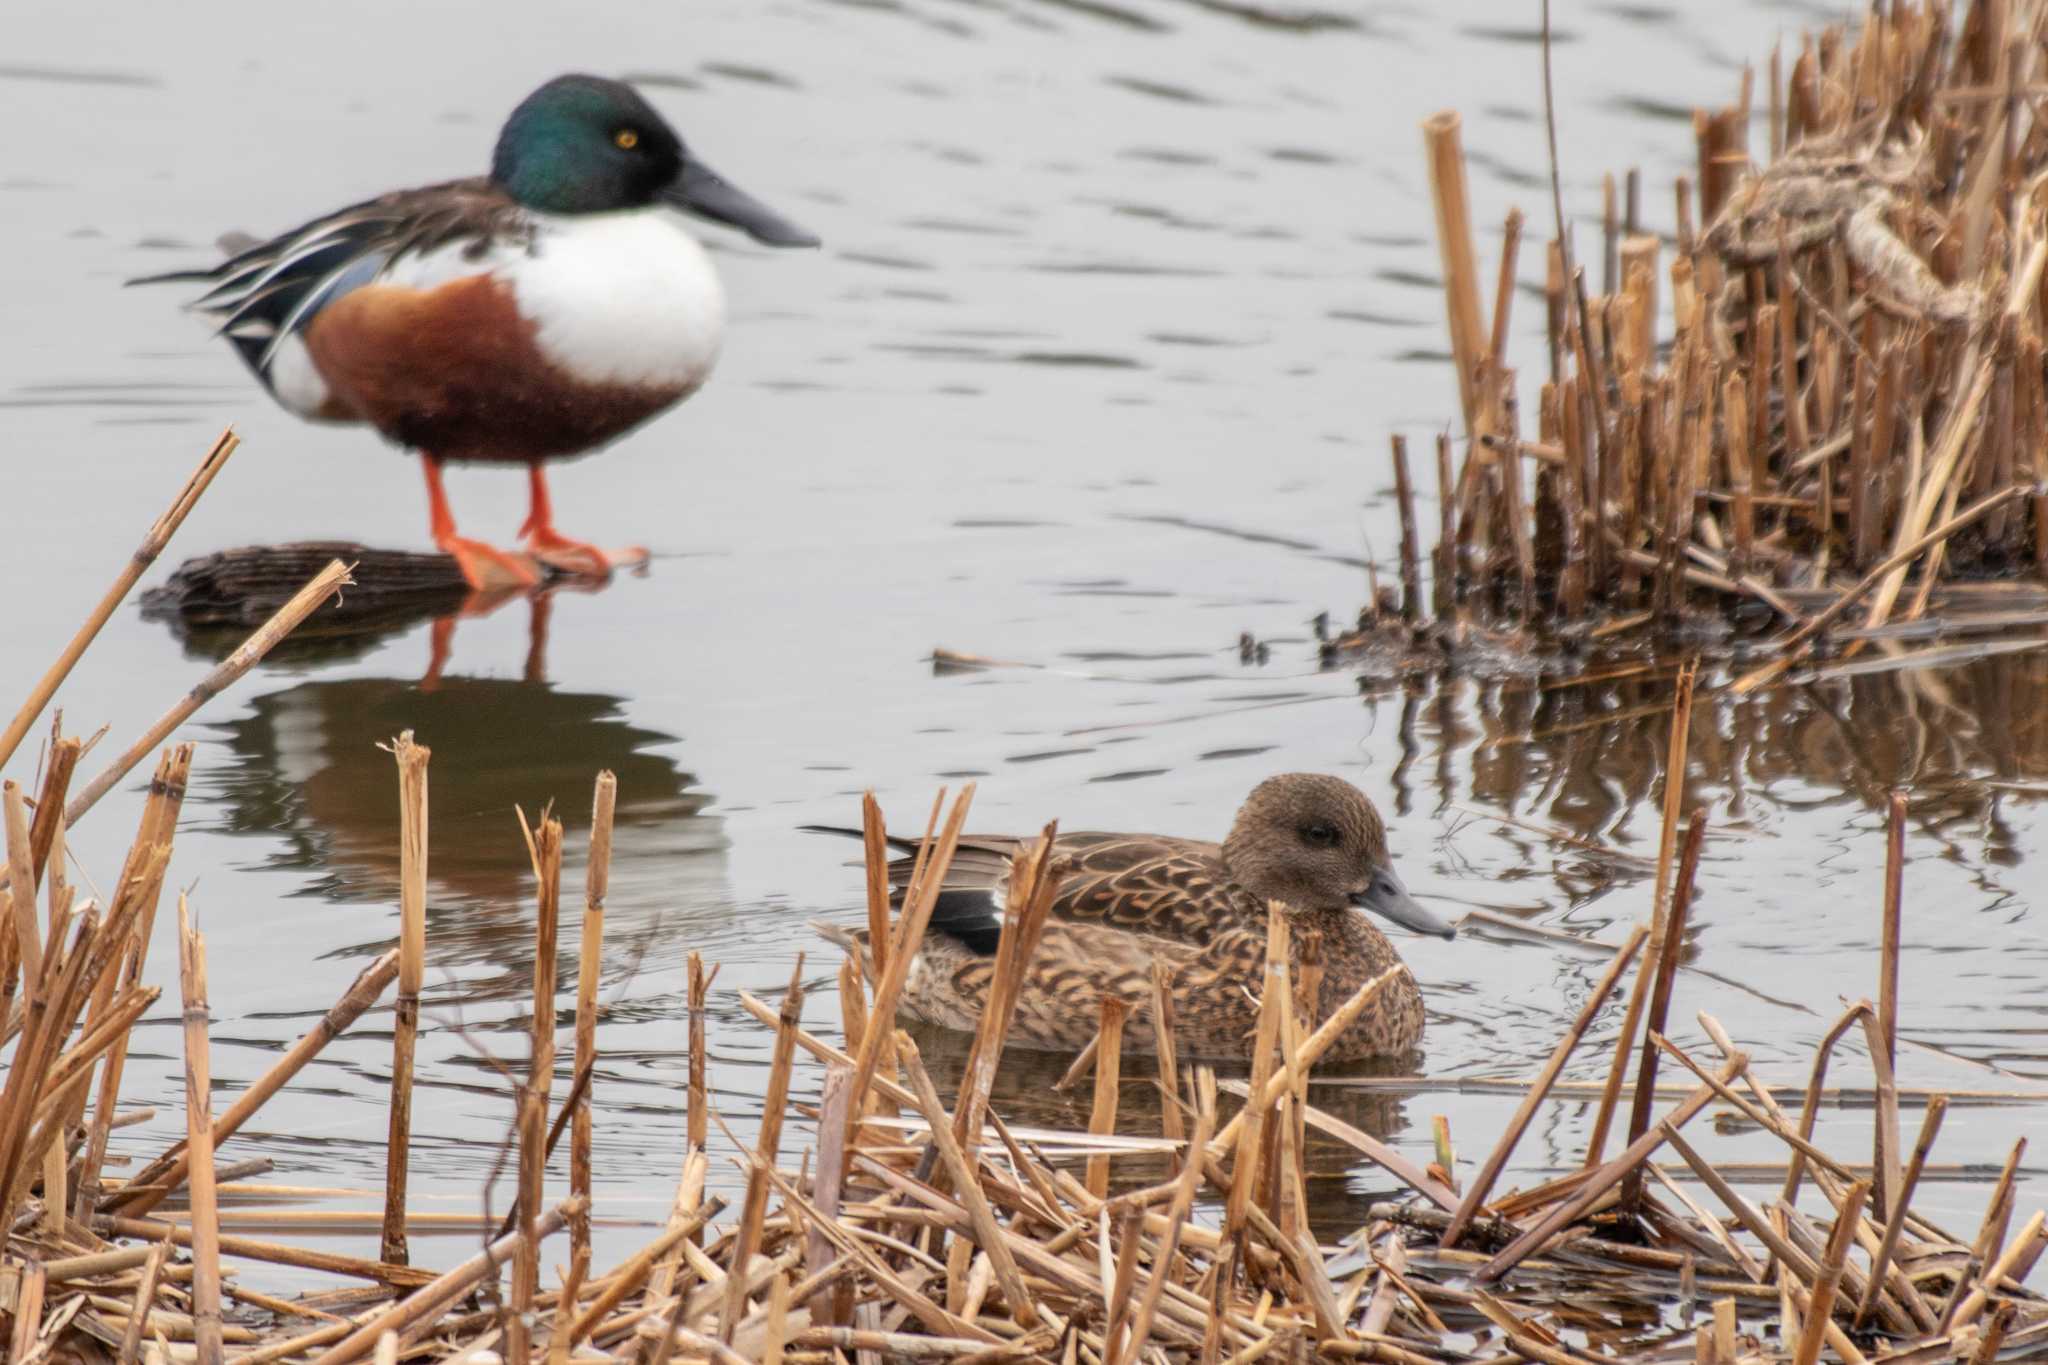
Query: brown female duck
813 773 1456 1062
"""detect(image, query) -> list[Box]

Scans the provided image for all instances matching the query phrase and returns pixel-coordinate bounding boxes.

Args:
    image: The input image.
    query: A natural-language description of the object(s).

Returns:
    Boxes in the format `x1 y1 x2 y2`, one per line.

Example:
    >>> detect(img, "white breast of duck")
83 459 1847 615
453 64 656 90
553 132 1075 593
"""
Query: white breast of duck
505 210 728 392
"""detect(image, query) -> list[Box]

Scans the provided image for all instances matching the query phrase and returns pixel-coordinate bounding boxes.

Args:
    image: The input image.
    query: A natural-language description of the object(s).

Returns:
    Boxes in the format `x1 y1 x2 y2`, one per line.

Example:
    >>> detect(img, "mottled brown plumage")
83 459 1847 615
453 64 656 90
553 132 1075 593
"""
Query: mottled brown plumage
814 774 1457 1062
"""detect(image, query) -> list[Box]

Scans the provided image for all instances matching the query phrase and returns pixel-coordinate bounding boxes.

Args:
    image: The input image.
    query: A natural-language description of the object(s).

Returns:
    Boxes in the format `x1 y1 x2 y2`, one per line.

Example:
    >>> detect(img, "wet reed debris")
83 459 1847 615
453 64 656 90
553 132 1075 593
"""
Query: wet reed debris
1352 2 2048 676
6 736 2046 1360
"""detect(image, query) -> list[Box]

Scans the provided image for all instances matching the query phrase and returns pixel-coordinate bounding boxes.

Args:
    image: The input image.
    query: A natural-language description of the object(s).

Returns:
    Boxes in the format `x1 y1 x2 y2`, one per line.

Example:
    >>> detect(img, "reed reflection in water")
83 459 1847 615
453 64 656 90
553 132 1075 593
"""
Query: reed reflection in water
197 674 728 1005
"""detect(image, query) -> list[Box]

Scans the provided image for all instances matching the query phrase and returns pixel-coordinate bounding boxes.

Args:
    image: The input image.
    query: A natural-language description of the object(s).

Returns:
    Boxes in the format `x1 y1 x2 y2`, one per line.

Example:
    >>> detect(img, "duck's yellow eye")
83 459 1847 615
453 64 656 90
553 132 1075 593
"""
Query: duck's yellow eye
614 128 639 151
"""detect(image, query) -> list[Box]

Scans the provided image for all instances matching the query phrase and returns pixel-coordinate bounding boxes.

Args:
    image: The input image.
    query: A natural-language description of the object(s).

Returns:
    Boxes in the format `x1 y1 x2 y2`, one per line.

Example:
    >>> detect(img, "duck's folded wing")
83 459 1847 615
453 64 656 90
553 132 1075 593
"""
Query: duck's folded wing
1047 836 1248 945
129 178 528 390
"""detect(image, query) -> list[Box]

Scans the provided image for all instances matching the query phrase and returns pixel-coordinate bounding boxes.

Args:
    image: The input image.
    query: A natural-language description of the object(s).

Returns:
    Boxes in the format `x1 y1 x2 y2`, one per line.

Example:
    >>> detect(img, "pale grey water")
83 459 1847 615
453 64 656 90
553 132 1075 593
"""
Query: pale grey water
3 0 2044 1304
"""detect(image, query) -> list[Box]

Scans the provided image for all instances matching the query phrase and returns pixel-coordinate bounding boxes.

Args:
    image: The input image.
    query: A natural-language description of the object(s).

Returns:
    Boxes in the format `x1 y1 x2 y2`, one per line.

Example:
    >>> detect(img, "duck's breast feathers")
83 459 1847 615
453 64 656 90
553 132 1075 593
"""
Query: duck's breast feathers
505 209 726 391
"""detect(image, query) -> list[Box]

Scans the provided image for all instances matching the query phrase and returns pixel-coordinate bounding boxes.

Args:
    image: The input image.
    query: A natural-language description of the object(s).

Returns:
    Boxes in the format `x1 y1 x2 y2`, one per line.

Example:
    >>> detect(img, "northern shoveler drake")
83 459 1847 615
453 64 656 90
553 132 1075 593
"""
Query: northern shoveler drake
812 773 1458 1062
136 74 818 590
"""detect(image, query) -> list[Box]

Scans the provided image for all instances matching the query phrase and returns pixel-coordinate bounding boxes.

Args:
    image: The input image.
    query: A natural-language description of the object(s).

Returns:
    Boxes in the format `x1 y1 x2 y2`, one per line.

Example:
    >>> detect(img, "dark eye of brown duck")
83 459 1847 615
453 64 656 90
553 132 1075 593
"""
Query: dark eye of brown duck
1300 823 1340 849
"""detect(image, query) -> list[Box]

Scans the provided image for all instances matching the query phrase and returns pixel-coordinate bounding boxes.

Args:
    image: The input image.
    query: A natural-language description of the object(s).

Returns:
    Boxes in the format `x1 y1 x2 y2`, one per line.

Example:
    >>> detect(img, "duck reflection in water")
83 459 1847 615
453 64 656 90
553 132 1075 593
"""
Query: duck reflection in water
202 669 729 1002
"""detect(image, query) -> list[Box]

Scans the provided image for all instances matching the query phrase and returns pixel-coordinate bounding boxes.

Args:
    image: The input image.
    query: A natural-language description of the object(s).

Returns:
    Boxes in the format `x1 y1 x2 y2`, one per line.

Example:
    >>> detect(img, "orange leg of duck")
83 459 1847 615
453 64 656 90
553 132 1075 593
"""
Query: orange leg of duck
517 463 648 577
422 456 539 591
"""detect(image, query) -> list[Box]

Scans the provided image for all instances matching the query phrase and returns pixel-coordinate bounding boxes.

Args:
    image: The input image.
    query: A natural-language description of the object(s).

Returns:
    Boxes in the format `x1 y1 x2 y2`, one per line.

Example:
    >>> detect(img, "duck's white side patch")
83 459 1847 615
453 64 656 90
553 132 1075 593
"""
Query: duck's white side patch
508 211 726 390
266 334 339 420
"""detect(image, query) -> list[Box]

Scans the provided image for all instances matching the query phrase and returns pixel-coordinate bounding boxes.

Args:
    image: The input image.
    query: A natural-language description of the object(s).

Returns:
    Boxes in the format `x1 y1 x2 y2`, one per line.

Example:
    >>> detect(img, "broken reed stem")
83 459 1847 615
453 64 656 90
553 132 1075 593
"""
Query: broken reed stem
1620 809 1707 1213
1390 435 1424 621
176 894 223 1365
305 1198 584 1365
66 558 352 825
512 809 565 1364
115 1238 170 1365
899 1034 1040 1329
0 428 237 774
571 769 614 1261
1442 925 1648 1247
1423 111 1487 440
382 732 429 1267
75 746 190 1218
1087 996 1129 1200
1858 1095 1948 1329
1586 661 1696 1167
1481 1053 1748 1282
953 823 1061 1156
845 785 975 1143
724 957 805 1343
1875 788 1906 1222
1793 1180 1870 1365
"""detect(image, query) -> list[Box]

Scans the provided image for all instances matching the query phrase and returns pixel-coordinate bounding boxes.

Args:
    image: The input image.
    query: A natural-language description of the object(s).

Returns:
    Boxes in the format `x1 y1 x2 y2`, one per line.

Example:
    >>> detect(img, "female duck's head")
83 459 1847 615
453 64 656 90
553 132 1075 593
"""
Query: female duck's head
1221 773 1456 938
491 74 818 246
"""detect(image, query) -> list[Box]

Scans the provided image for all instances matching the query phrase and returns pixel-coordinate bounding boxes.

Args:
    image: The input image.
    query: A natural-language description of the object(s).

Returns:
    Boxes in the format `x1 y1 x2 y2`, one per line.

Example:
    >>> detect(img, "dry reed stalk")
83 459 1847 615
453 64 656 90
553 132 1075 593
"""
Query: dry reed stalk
108 948 396 1218
899 1034 1039 1328
1479 1052 1747 1282
27 734 81 896
304 1197 584 1365
1390 436 1424 621
1858 1095 1948 1330
1223 907 1287 1255
1442 925 1648 1247
572 769 616 1260
102 1214 435 1288
1116 1106 1214 1365
66 559 352 825
1875 789 1906 1221
1792 1179 1869 1365
1148 962 1184 1151
724 958 805 1342
1585 660 1696 1166
511 809 565 1362
0 429 236 773
1950 1209 2047 1333
1778 1001 1871 1209
1661 1121 1825 1281
1085 996 1129 1200
175 895 223 1365
567 1200 725 1350
114 1238 170 1365
377 732 429 1271
953 824 1060 1155
1423 112 1488 440
1619 810 1707 1212
844 786 974 1137
688 950 712 1161
74 746 188 1216
1205 963 1406 1165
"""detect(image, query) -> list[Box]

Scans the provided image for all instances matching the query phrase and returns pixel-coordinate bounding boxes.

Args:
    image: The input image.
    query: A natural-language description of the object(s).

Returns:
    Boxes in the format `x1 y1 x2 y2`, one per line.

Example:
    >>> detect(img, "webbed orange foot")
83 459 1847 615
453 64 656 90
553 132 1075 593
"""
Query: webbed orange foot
522 529 650 579
435 532 541 591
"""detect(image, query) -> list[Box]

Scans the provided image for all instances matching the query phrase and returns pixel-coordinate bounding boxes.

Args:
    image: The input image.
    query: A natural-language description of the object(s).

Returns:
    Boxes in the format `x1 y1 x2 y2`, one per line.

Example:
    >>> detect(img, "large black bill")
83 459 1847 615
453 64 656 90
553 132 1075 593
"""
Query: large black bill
663 156 819 248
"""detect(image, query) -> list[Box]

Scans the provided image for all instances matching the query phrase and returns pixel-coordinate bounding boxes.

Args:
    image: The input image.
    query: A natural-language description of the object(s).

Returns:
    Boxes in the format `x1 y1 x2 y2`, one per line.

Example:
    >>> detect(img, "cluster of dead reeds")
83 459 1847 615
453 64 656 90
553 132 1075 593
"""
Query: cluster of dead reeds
1383 0 2048 685
5 637 2048 1362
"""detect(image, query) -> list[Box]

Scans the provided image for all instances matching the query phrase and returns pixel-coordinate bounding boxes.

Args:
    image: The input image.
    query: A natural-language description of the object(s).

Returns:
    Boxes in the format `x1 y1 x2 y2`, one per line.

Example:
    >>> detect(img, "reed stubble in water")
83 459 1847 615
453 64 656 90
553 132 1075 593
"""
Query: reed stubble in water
5 759 2045 1360
1381 1 2048 684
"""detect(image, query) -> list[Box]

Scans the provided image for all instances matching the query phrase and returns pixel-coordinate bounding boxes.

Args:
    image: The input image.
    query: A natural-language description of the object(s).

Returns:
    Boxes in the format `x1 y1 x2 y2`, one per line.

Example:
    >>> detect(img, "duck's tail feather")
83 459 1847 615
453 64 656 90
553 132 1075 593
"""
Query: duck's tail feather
810 895 1003 961
798 824 925 855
